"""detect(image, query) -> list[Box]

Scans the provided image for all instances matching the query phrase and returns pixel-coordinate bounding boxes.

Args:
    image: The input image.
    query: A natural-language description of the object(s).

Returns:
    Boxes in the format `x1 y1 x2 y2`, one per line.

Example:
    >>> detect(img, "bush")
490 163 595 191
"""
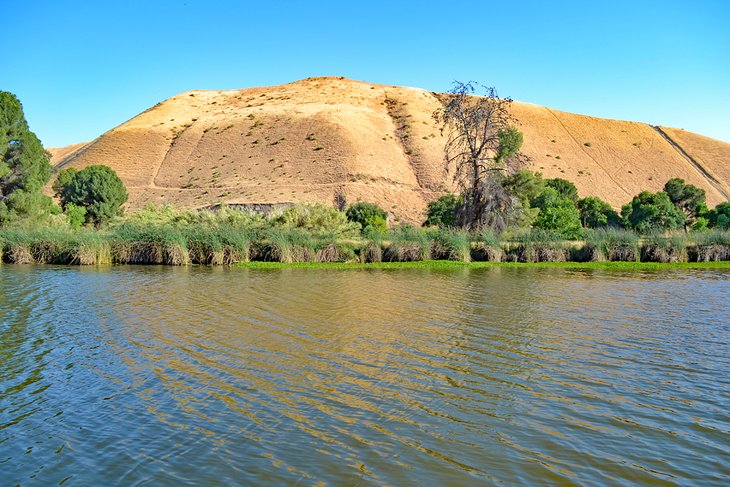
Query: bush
58 165 128 226
346 202 388 234
424 194 460 228
531 187 583 239
269 203 360 238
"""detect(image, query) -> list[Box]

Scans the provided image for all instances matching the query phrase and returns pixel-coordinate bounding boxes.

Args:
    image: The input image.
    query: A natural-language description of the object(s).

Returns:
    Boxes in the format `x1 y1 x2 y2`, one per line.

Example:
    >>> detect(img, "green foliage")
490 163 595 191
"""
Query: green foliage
621 191 685 233
59 165 128 225
53 168 78 200
531 187 583 239
545 178 579 203
502 170 545 206
64 203 87 229
501 170 544 228
0 91 53 224
270 202 360 238
707 202 730 230
663 178 706 230
346 201 388 234
577 196 620 228
495 126 524 165
424 194 460 227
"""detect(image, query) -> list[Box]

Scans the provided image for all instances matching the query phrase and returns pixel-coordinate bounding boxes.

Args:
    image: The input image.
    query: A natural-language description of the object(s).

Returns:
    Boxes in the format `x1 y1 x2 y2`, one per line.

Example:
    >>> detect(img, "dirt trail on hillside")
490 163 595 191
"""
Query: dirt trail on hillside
652 126 730 200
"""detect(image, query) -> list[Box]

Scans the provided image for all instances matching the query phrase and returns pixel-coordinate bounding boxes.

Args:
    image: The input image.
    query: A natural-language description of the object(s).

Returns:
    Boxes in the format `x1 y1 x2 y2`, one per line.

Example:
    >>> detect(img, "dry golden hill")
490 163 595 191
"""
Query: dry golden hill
49 77 730 222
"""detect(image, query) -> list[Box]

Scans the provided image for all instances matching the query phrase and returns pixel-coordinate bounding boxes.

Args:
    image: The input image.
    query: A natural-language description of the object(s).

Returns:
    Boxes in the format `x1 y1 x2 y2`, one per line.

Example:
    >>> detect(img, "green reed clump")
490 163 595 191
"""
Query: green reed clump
254 226 317 262
69 230 112 265
214 224 252 264
0 227 80 264
470 228 504 262
640 233 688 263
431 228 471 262
506 229 568 263
688 230 730 262
583 228 639 262
383 224 432 262
110 224 188 265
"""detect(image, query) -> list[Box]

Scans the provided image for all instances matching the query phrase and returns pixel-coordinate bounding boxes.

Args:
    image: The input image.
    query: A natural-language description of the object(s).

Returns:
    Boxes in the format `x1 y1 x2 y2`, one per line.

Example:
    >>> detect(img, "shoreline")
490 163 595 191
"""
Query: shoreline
237 260 730 270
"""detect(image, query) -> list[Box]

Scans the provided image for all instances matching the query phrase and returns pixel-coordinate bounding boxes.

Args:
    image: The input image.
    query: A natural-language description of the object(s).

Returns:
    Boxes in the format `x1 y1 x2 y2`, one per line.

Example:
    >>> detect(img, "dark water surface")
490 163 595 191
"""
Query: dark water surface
1 265 729 485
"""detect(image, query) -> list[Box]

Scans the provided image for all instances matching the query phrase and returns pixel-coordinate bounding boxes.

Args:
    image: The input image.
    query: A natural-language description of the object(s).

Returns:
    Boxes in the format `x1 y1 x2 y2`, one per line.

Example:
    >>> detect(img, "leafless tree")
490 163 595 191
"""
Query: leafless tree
433 81 524 231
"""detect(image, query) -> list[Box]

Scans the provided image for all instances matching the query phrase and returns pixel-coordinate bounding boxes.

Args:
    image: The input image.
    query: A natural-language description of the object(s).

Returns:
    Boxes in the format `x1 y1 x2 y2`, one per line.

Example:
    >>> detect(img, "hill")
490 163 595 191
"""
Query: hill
49 77 730 222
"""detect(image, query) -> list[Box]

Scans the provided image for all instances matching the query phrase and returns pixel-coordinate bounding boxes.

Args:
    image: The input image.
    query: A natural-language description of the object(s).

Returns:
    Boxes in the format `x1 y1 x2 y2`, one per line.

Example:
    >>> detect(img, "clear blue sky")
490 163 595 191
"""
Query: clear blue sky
3 0 729 147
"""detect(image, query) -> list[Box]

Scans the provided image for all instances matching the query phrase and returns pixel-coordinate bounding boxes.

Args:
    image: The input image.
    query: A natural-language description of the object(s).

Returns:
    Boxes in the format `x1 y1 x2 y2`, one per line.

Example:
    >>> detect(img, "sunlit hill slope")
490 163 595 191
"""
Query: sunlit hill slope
49 77 730 222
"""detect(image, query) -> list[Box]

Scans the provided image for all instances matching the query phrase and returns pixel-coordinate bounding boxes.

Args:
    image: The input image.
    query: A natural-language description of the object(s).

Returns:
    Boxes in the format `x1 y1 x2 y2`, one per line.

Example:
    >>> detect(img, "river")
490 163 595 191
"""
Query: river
1 265 728 485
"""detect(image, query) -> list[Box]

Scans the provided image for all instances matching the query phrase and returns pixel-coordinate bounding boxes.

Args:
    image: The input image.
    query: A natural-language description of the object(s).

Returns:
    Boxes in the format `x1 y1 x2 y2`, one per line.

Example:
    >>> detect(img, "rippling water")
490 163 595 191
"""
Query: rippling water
1 265 729 485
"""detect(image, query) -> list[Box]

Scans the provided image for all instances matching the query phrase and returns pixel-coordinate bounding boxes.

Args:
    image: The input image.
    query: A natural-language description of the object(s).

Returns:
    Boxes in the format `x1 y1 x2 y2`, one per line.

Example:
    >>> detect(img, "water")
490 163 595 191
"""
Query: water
1 265 729 485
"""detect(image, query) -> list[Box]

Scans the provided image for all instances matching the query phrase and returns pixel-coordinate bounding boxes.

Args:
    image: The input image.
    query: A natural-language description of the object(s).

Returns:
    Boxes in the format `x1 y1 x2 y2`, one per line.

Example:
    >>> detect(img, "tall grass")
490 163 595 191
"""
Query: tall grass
584 228 639 262
431 228 471 262
640 233 688 263
506 229 568 263
383 225 432 262
470 228 503 262
689 230 730 262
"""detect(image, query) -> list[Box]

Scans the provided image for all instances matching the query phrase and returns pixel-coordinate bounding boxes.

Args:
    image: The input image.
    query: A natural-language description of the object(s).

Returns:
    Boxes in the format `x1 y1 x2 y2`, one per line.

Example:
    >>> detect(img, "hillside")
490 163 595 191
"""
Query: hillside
49 77 730 222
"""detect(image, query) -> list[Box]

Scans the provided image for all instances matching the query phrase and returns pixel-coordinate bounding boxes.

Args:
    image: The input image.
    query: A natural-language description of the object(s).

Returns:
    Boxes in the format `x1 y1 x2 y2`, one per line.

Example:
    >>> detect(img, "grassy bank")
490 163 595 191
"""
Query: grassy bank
1 215 729 267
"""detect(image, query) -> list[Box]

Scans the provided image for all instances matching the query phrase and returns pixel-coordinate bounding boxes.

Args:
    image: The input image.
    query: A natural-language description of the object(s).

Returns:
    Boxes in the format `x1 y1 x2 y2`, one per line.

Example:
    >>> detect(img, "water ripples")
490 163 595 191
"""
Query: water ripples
1 265 729 485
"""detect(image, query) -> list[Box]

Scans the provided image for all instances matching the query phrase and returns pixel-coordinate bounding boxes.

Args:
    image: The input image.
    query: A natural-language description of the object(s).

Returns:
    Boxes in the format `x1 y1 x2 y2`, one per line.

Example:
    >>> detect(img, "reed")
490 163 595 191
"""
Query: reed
506 230 568 263
640 234 688 263
583 228 639 262
431 228 471 262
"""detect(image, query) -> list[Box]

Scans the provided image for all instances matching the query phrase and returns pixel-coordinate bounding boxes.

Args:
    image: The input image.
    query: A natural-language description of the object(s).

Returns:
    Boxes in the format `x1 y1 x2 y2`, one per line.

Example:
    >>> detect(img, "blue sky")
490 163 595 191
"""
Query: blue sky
3 0 729 147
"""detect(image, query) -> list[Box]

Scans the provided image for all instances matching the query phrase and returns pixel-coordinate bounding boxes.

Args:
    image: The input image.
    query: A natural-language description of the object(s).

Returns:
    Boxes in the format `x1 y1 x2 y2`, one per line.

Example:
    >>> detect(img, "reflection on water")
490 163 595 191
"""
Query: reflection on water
1 265 729 485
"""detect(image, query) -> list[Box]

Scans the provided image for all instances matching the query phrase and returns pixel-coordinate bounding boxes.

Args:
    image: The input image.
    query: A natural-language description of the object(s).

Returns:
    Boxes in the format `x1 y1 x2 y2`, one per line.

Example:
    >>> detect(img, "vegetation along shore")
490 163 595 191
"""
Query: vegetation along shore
2 86 729 267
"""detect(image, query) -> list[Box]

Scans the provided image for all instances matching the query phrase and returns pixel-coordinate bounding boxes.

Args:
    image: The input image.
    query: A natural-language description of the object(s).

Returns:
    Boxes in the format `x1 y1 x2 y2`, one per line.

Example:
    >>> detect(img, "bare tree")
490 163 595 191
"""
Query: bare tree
433 81 524 231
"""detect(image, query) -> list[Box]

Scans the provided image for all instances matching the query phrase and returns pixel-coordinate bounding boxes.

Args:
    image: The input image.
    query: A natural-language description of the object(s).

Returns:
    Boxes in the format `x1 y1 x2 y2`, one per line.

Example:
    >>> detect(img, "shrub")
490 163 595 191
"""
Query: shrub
269 203 360 238
424 194 460 228
346 202 388 234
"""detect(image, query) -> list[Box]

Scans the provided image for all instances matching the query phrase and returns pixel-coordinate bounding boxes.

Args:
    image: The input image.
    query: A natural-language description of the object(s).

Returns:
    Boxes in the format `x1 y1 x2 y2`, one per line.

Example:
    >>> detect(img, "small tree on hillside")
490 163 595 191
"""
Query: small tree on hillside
433 81 525 232
57 165 128 225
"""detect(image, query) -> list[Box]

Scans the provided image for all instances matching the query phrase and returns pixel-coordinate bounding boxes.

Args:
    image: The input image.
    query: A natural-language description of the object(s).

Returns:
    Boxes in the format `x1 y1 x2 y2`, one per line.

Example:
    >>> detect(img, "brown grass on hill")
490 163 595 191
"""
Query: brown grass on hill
49 77 730 222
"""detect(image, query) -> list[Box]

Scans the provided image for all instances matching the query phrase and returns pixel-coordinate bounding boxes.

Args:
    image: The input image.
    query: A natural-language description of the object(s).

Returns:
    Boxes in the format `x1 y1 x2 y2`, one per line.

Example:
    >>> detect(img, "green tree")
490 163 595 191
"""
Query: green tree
531 187 583 239
545 178 579 203
0 91 54 223
502 169 545 227
346 201 388 234
424 194 460 228
621 190 685 233
59 165 128 225
663 178 706 232
577 196 620 228
707 202 730 230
